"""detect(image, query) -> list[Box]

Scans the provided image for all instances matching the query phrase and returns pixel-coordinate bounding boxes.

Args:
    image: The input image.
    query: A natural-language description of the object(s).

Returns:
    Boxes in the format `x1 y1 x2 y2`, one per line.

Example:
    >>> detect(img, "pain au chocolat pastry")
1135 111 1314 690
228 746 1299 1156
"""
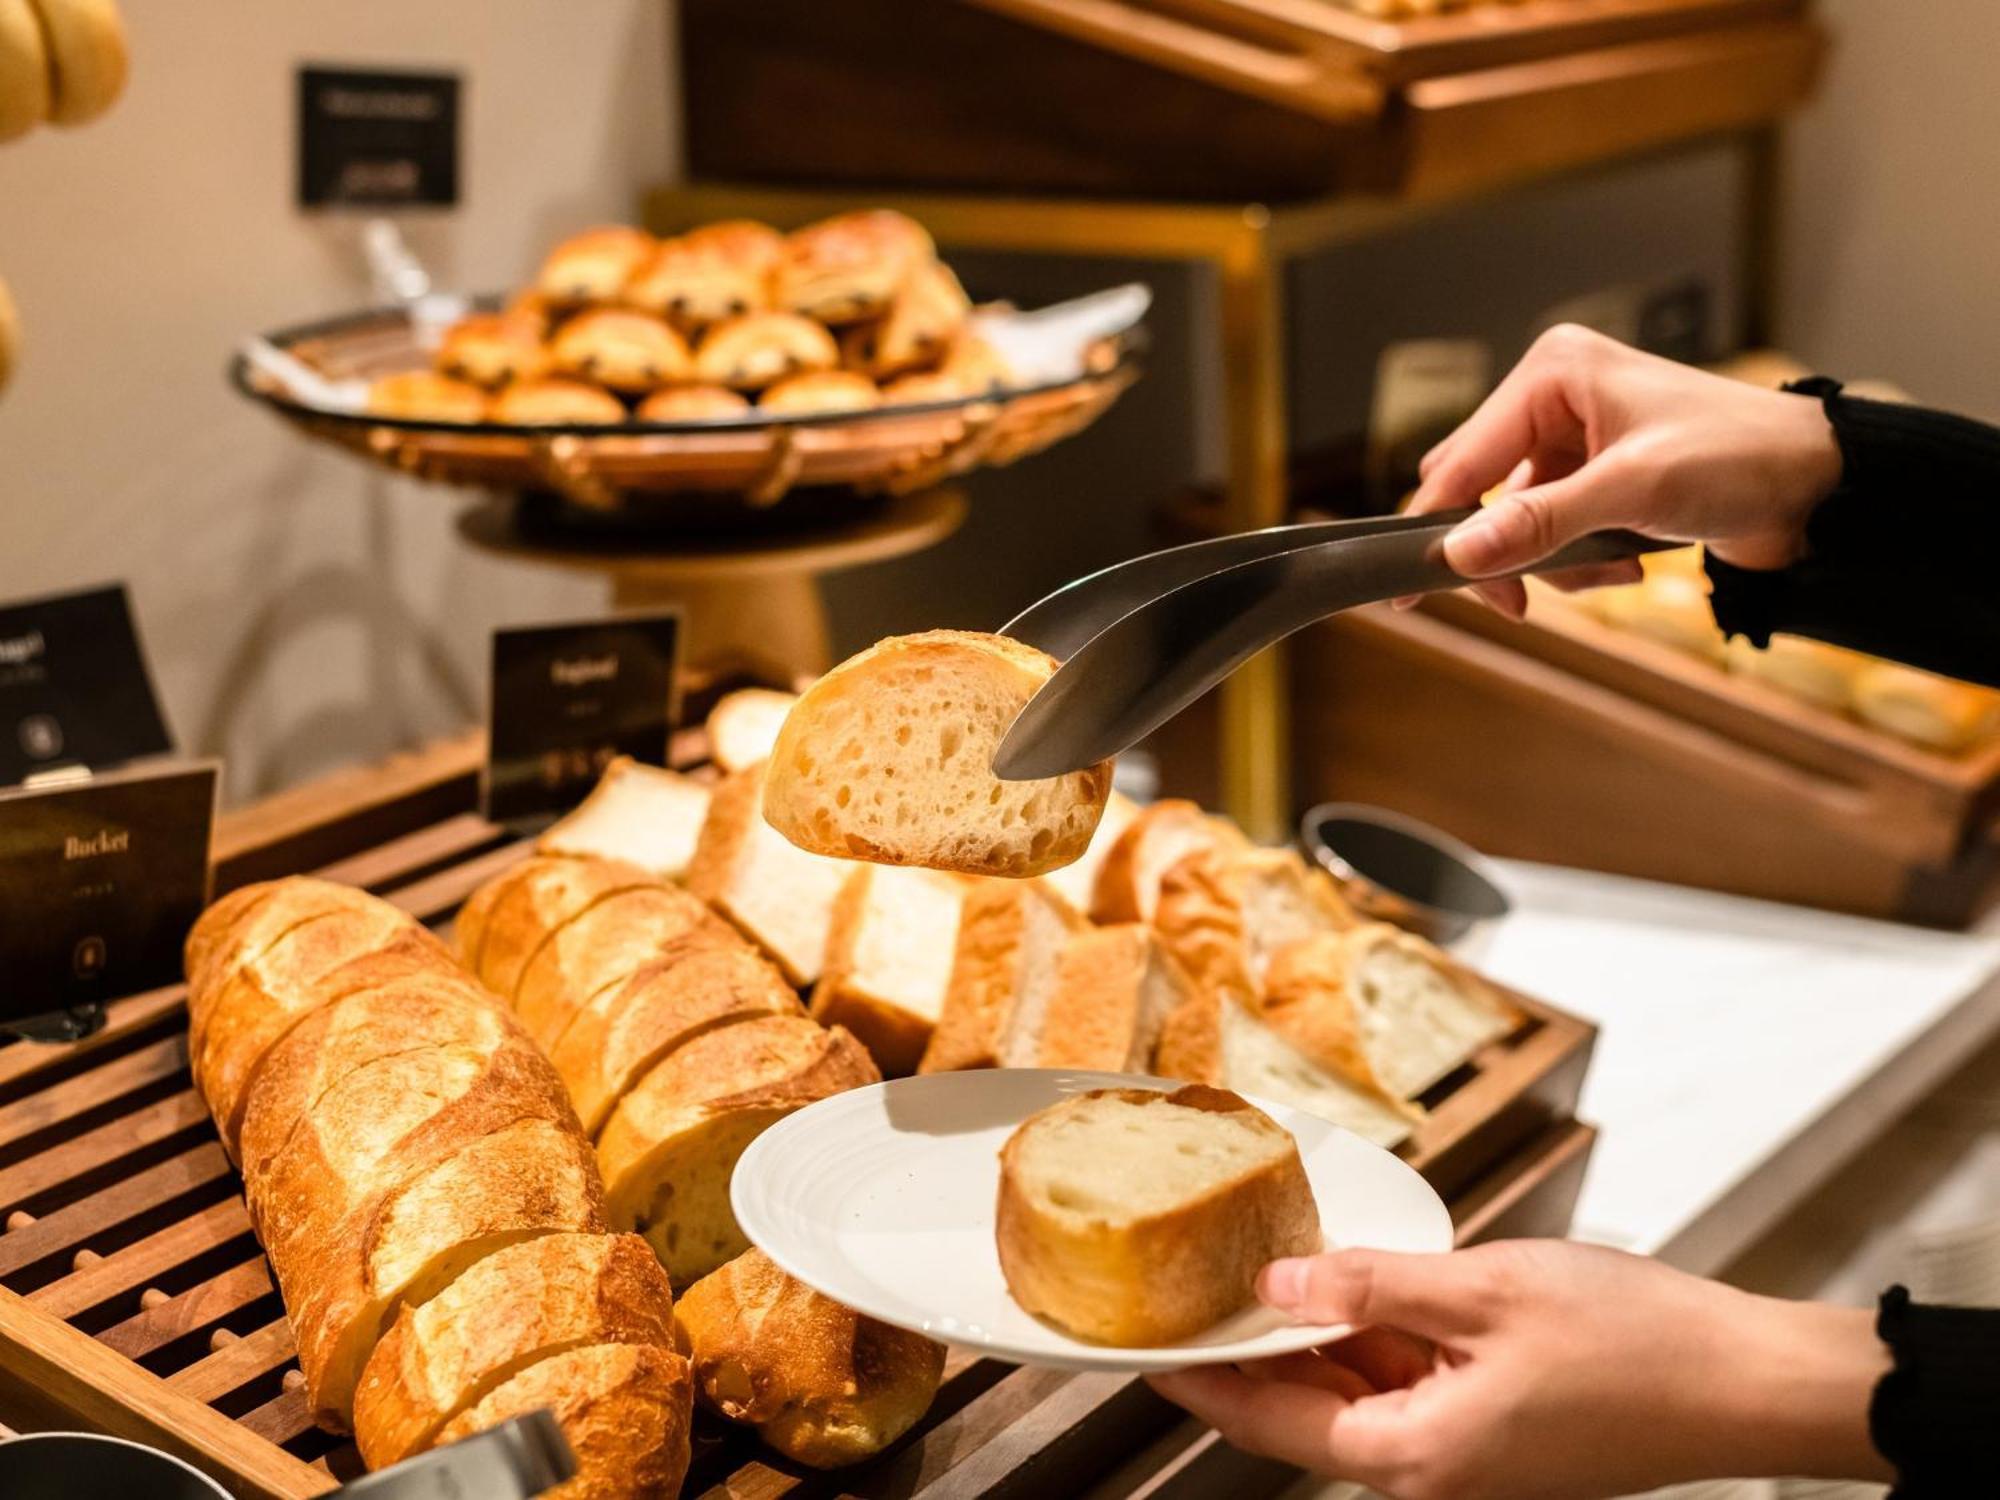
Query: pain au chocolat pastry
845 261 972 379
937 333 1013 396
759 371 881 416
625 220 783 330
880 370 972 407
435 311 550 389
774 211 935 326
490 377 627 426
635 385 752 422
694 312 840 392
366 371 489 424
549 309 693 394
536 225 656 308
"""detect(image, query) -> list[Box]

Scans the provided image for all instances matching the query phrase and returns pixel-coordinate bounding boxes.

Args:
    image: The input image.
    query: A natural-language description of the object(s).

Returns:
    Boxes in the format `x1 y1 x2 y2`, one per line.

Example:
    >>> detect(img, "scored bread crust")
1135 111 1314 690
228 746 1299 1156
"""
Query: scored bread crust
463 855 660 1006
919 880 1083 1074
1151 846 1358 1008
761 630 1113 879
353 1231 676 1468
432 1342 695 1500
1028 924 1185 1074
995 1085 1321 1346
675 1248 946 1469
599 1015 880 1287
186 879 389 1054
1089 800 1251 925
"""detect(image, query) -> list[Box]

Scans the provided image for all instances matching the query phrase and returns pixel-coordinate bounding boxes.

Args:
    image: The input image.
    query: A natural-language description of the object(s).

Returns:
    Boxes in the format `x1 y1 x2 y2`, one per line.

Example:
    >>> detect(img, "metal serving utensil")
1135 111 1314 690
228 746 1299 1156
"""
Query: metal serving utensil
993 506 1673 780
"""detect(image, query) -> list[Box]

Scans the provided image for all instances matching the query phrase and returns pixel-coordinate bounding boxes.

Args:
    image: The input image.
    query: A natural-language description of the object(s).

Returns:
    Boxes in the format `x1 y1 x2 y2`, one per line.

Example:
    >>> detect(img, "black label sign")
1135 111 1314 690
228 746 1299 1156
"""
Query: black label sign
484 611 682 827
297 66 460 209
0 762 217 1023
0 584 172 785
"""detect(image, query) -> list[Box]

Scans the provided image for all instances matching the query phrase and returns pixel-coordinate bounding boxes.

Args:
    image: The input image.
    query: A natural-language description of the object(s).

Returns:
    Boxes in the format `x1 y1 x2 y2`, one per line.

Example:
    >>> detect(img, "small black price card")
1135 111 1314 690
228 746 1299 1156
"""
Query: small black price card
0 762 218 1024
297 66 460 209
484 611 682 827
0 584 172 785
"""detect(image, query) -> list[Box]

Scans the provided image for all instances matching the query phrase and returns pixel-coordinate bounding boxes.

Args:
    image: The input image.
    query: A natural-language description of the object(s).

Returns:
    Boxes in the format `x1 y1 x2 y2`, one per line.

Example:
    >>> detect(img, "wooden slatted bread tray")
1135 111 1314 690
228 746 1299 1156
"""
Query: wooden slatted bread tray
0 725 1595 1499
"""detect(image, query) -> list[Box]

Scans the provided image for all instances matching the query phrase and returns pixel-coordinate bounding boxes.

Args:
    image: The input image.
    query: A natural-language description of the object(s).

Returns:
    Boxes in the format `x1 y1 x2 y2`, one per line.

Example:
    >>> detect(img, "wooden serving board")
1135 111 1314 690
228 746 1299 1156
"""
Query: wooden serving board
0 735 1594 1499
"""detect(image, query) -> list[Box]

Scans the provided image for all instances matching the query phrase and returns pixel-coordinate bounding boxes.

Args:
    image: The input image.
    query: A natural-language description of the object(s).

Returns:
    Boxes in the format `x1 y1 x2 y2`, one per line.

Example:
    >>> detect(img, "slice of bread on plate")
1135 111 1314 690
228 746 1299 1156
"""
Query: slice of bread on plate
1089 799 1250 924
996 1084 1321 1345
707 688 801 773
762 630 1113 878
1262 925 1520 1102
687 763 857 986
919 879 1083 1074
537 757 713 882
811 864 973 1076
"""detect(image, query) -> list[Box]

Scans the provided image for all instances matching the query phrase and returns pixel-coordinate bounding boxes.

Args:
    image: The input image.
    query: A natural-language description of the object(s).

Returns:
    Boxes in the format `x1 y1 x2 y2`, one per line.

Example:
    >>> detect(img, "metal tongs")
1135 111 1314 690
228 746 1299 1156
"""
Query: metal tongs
992 506 1672 779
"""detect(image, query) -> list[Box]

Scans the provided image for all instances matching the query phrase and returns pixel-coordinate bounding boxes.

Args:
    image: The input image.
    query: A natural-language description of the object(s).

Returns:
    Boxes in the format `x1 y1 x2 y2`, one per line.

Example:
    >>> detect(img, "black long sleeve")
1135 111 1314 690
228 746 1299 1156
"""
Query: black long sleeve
1870 1286 2000 1495
1704 378 2000 688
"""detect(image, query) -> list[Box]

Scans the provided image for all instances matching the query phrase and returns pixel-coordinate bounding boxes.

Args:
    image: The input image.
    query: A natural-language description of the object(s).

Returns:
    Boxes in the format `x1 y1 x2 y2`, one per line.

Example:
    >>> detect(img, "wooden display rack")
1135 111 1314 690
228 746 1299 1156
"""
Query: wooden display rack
0 726 1595 1499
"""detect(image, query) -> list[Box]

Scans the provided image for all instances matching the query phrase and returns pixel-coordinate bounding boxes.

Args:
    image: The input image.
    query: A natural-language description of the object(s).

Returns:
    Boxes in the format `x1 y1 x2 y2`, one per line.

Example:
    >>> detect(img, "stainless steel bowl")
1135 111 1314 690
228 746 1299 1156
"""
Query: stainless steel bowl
1299 802 1512 953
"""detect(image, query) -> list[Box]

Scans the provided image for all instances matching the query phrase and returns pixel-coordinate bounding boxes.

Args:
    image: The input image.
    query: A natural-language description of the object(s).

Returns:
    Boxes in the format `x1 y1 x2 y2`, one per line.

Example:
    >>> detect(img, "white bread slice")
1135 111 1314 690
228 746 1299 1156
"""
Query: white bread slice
1262 926 1520 1102
686 763 857 986
1006 924 1184 1074
537 757 713 881
1152 846 1359 1006
996 1084 1321 1345
1089 799 1250 924
762 630 1113 878
919 880 1083 1074
708 688 802 773
810 865 971 1076
598 1014 879 1286
1041 789 1139 914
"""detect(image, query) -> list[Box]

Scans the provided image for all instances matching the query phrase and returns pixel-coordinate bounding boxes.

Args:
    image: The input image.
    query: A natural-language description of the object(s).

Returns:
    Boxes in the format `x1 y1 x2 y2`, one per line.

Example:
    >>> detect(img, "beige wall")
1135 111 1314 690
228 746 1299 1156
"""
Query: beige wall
0 1 675 801
1782 0 2000 417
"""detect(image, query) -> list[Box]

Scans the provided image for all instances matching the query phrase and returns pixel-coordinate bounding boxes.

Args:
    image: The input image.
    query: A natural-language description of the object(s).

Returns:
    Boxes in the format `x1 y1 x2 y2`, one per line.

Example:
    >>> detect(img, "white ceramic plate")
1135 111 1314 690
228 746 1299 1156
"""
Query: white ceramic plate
731 1069 1452 1372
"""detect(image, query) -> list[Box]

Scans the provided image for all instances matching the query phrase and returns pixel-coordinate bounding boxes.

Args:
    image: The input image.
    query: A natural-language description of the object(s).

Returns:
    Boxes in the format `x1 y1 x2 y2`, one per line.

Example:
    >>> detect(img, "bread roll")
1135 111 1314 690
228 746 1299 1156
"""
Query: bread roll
624 220 781 329
598 1014 879 1286
856 260 971 379
435 311 549 390
759 370 881 415
686 764 856 986
919 879 1083 1074
367 371 489 424
0 0 50 143
548 310 692 394
706 688 800 774
1852 662 2000 753
774 210 935 325
1089 799 1250 924
1152 846 1360 1006
536 758 713 882
1023 924 1184 1074
1262 926 1518 1102
676 1249 945 1468
810 865 970 1076
693 311 840 391
1041 789 1138 914
490 377 627 426
763 631 1114 879
431 1343 694 1500
635 384 751 422
536 226 656 308
353 1232 676 1468
31 0 127 126
996 1085 1321 1345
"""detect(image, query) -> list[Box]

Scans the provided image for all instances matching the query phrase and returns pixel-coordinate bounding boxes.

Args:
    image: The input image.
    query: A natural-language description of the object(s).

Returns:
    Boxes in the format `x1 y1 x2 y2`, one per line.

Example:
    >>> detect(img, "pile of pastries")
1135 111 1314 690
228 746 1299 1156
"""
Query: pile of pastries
367 212 1015 427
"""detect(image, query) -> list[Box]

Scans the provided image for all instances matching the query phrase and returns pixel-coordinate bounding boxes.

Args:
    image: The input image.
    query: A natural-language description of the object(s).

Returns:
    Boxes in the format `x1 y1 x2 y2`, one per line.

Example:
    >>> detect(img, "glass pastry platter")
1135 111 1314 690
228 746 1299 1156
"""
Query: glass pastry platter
229 287 1145 514
732 1068 1453 1373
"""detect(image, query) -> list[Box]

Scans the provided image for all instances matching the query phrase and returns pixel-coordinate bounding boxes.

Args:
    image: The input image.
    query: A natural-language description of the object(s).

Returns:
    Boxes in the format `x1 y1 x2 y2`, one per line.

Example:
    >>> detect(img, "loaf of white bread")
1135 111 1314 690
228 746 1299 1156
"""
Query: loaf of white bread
184 877 693 1497
996 1085 1321 1345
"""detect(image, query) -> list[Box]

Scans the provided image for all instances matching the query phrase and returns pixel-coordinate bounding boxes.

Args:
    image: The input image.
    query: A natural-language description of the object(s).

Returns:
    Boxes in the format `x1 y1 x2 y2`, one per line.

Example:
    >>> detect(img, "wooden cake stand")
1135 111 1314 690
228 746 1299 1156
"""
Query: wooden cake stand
456 485 968 683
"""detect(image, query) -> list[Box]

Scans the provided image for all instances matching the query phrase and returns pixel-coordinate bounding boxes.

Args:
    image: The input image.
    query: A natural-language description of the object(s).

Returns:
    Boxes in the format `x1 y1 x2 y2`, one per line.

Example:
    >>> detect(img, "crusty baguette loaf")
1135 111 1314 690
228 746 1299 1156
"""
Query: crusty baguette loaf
598 1014 879 1286
762 631 1113 878
1041 789 1138 914
996 1085 1321 1345
676 1248 946 1468
458 855 660 1006
1089 799 1250 925
1262 926 1519 1102
707 688 800 773
537 757 713 882
1020 924 1184 1073
1152 846 1358 1008
1852 661 2000 753
687 763 856 986
810 864 971 1075
919 879 1082 1073
431 1342 694 1500
354 1232 676 1468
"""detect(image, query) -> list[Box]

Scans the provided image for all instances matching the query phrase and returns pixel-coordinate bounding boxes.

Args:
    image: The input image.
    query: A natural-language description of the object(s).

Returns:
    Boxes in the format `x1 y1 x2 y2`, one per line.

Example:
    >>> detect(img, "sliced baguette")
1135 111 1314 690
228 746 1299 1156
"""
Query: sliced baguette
1089 799 1250 924
354 1231 676 1468
460 855 660 1006
537 757 713 881
762 630 1113 878
1012 924 1184 1073
1152 846 1359 1006
431 1342 694 1500
1042 788 1138 913
686 763 855 986
599 1014 879 1287
810 864 971 1076
707 688 800 773
996 1085 1321 1345
676 1248 946 1468
919 879 1082 1074
1262 926 1520 1102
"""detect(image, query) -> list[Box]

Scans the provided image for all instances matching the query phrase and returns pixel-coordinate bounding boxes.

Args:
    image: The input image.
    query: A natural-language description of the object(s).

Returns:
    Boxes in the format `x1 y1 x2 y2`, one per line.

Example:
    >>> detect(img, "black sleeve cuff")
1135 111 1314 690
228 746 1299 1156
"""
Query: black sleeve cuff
1870 1285 2000 1496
